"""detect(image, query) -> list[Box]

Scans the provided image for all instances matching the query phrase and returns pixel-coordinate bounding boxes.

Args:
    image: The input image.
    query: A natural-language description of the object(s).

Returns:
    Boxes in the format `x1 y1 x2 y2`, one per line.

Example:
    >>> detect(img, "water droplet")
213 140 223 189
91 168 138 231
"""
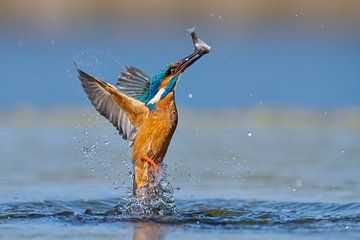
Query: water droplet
188 93 193 99
105 141 109 145
247 132 252 137
91 168 95 172
341 150 345 154
345 225 349 229
292 188 296 192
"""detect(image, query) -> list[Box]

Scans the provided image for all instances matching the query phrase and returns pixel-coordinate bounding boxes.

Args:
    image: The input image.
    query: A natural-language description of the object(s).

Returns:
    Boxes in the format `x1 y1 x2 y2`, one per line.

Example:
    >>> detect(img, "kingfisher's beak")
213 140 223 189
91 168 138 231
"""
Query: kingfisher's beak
175 31 211 74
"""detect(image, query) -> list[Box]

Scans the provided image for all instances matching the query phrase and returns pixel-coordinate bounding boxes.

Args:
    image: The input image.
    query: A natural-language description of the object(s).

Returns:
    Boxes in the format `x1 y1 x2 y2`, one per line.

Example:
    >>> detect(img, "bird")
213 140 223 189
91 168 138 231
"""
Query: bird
76 30 210 196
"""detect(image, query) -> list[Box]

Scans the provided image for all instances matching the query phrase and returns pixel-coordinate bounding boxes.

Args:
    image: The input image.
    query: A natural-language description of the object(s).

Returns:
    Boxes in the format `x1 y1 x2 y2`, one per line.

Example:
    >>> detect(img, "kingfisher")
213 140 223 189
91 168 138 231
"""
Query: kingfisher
77 30 211 196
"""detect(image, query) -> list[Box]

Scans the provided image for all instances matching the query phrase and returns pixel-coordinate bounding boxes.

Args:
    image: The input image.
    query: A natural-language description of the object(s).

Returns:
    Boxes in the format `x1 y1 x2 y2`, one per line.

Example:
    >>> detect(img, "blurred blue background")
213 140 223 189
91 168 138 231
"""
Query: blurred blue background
1 0 359 108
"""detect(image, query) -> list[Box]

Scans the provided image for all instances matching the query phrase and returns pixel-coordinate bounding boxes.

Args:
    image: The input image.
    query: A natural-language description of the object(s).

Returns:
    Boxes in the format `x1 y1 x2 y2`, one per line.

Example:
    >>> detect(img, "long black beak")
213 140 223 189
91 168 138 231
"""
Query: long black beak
175 31 211 74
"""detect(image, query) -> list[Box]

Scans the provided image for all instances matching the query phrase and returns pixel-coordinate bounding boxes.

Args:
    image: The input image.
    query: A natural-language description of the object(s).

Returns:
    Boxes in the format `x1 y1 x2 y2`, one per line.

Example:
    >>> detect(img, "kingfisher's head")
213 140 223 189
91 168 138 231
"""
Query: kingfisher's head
145 31 211 109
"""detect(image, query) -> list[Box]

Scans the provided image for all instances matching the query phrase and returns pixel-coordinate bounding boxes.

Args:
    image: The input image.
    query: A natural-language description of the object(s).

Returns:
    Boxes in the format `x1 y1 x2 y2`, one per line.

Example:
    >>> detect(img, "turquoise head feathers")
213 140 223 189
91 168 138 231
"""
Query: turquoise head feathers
141 64 180 110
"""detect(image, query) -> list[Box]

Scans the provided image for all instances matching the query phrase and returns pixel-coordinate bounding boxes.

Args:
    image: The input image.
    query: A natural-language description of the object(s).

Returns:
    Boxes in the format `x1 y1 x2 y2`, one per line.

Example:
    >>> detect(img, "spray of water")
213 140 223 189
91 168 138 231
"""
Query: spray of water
119 164 177 216
80 137 177 215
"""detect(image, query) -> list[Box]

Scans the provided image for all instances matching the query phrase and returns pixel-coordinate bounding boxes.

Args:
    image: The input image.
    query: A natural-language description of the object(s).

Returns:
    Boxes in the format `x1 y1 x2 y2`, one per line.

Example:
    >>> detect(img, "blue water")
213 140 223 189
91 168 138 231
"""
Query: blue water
0 198 359 239
0 108 360 239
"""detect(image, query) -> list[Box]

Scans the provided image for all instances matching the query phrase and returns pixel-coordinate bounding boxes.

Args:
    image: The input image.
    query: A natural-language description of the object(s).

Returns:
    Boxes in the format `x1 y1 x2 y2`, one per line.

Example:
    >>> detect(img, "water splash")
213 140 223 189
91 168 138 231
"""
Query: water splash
77 119 176 216
116 165 177 216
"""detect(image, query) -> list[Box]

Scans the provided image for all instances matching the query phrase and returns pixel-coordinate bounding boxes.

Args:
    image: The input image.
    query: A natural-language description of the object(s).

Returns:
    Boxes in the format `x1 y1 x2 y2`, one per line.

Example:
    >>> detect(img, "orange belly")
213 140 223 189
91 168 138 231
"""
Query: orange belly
133 114 177 162
132 92 178 191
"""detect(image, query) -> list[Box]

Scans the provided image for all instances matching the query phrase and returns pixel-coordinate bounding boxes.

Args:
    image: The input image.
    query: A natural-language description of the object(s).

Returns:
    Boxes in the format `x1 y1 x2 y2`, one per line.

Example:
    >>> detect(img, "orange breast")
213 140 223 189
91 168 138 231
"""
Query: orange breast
132 92 178 162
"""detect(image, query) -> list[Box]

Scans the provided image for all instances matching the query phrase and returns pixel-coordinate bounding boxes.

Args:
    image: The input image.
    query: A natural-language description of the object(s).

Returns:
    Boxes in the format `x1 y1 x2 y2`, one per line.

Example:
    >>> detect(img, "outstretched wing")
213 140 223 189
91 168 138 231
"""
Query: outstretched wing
77 68 149 147
116 66 151 101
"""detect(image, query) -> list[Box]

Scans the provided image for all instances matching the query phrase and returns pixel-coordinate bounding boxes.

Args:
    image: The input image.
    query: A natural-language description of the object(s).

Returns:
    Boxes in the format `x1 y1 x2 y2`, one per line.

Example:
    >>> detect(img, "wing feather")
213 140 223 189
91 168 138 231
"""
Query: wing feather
77 68 148 147
116 66 151 100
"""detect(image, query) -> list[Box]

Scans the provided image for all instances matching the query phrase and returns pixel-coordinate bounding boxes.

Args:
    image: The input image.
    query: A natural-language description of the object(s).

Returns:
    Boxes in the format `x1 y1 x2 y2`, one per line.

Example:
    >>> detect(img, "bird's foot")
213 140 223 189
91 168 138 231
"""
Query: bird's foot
142 156 159 172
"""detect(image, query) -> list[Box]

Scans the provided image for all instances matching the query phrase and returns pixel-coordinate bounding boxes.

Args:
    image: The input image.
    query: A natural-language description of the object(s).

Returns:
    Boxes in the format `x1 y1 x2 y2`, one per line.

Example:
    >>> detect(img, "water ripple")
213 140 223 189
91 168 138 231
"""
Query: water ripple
0 198 359 233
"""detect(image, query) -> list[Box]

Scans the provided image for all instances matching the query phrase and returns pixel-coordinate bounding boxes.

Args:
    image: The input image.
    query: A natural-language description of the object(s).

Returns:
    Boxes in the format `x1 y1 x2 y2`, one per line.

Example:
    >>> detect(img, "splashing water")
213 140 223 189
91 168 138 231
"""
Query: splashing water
122 182 177 216
120 164 177 216
80 135 177 216
80 147 176 215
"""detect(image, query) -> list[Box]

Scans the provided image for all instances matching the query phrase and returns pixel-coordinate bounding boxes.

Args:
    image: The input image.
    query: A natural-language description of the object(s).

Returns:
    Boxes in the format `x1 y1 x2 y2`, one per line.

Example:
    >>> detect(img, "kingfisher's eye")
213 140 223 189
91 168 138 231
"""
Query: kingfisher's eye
166 67 175 76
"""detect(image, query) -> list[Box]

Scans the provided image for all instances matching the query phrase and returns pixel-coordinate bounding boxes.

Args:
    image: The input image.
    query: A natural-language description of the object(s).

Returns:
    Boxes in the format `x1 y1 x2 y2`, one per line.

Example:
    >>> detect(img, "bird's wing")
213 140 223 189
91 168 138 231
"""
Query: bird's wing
116 66 151 101
77 68 149 147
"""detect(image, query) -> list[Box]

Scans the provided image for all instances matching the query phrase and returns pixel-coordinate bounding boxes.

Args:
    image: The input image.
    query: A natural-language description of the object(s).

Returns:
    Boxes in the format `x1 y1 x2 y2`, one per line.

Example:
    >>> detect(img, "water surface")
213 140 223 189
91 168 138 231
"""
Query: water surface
0 108 359 239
